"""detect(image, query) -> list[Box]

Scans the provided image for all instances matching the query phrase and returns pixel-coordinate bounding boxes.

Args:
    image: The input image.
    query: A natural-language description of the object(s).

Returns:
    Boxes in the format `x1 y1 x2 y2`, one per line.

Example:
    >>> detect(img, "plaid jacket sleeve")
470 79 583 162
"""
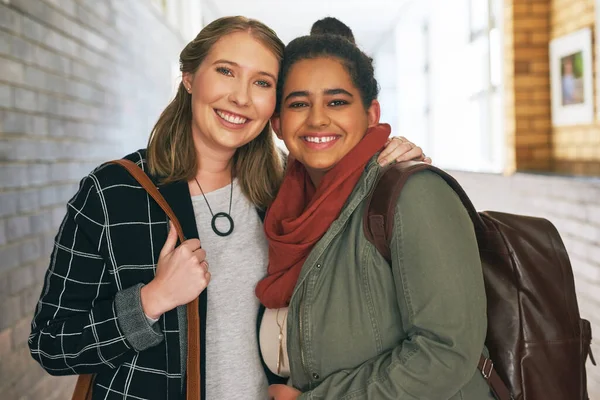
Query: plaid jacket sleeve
29 173 163 376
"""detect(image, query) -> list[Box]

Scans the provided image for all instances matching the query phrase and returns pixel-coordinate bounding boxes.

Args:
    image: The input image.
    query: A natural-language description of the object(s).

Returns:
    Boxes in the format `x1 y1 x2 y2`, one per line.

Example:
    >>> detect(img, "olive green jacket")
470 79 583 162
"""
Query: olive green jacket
287 158 494 400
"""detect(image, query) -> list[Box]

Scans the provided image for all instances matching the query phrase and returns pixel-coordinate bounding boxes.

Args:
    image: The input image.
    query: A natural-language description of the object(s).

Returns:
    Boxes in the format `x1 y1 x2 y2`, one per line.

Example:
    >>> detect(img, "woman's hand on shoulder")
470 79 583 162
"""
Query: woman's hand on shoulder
378 136 432 166
141 221 211 319
268 384 301 400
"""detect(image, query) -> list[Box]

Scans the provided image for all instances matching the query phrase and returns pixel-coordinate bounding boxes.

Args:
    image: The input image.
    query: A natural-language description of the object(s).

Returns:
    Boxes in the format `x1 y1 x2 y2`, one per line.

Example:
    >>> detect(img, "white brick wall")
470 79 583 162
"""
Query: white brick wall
452 170 600 398
0 0 185 398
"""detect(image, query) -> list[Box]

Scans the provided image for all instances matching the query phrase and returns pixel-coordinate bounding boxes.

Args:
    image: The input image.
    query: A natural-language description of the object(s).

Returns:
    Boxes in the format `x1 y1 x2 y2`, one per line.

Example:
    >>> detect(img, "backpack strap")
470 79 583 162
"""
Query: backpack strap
364 161 485 263
478 355 514 400
363 161 512 400
109 159 201 400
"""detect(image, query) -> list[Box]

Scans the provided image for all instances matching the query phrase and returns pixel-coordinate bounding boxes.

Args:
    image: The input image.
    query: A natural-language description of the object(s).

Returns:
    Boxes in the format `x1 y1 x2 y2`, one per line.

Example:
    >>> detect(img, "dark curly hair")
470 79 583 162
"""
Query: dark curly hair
276 20 379 113
310 17 356 44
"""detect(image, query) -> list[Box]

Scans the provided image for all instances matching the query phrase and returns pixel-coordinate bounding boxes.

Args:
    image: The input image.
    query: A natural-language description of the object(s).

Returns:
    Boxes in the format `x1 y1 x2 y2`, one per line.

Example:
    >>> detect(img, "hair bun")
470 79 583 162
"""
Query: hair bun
310 17 355 44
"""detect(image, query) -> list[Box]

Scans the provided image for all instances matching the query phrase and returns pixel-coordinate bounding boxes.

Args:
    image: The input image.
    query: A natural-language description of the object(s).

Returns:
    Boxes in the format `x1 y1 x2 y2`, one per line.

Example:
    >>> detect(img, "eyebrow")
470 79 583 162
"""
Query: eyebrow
284 88 354 102
213 59 277 81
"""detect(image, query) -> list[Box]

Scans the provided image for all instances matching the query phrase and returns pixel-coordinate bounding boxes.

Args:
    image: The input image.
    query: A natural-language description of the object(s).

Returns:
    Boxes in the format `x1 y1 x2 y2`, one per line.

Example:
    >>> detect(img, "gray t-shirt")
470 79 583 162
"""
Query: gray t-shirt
191 179 269 399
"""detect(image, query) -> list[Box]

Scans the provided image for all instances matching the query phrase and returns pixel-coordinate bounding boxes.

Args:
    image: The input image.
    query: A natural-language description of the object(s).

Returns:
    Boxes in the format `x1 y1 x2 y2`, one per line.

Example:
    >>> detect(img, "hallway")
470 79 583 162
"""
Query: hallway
0 0 598 398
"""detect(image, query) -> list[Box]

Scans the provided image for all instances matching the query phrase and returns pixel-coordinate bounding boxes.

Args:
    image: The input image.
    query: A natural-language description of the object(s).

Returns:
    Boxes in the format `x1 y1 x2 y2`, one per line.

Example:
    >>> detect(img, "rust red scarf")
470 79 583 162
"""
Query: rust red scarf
256 124 391 308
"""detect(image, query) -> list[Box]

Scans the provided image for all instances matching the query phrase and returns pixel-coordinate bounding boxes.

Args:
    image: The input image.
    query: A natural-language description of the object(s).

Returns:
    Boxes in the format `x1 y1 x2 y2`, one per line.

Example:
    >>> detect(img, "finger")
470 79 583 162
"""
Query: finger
268 385 282 398
380 142 414 166
423 156 433 164
159 221 179 258
377 137 401 163
193 248 207 264
196 271 211 292
199 260 209 272
181 238 202 253
395 146 424 163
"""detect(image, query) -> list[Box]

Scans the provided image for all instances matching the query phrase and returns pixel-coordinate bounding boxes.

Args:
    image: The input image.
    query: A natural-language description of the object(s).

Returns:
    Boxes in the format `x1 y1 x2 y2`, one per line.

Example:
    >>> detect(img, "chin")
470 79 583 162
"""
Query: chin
306 160 336 172
217 131 257 148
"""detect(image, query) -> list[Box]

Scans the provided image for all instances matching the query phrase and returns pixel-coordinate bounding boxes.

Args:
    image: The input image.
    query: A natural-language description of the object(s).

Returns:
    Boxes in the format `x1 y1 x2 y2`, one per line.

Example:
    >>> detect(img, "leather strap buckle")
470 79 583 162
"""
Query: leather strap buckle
481 358 494 380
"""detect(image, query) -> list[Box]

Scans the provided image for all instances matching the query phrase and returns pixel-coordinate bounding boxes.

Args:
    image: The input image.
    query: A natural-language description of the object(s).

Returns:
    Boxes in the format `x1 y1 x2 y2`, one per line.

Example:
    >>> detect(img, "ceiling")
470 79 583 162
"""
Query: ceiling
200 0 410 54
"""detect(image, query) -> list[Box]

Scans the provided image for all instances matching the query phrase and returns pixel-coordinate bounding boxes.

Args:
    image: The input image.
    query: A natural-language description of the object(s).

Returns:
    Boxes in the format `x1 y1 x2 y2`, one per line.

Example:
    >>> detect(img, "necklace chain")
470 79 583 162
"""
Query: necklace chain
194 177 233 217
194 176 234 237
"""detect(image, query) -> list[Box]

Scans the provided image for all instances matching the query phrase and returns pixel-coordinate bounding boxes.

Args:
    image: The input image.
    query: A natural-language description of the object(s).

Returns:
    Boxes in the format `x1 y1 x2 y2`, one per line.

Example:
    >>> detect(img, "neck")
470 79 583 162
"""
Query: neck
191 132 235 193
306 169 325 188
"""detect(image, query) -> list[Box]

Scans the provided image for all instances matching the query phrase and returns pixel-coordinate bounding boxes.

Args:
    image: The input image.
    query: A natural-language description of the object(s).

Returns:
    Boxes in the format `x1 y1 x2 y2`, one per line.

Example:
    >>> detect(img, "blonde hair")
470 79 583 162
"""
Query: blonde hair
147 16 285 209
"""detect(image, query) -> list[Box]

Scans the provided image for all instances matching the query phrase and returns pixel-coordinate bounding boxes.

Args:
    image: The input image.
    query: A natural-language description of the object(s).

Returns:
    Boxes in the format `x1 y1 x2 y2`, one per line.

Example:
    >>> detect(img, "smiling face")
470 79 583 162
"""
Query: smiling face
274 57 379 183
182 31 279 155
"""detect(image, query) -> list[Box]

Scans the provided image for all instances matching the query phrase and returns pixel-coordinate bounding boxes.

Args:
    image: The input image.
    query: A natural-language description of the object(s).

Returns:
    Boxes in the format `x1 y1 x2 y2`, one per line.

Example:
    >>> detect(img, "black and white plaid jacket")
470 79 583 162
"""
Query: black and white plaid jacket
29 150 282 399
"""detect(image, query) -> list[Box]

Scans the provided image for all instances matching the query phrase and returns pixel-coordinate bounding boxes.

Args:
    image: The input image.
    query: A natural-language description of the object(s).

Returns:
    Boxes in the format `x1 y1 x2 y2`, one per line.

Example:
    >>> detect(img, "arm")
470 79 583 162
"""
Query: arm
300 171 487 399
28 175 163 376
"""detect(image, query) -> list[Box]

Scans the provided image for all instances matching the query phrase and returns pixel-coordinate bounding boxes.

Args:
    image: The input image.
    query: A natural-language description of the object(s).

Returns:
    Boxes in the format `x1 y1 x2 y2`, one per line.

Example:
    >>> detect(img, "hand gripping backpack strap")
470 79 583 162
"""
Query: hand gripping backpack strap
72 159 201 400
364 161 512 400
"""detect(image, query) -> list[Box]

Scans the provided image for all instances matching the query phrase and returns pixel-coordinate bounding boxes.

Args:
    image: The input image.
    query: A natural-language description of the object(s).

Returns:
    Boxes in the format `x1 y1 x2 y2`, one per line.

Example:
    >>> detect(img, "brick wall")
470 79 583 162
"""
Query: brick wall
504 0 553 172
503 0 517 174
551 0 600 175
451 170 600 398
504 0 600 175
0 0 185 398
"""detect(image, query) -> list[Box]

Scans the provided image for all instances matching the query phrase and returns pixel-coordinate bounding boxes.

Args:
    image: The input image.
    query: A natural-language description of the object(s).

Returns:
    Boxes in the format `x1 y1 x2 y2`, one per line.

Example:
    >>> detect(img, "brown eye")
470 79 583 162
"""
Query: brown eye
289 102 308 108
329 100 348 106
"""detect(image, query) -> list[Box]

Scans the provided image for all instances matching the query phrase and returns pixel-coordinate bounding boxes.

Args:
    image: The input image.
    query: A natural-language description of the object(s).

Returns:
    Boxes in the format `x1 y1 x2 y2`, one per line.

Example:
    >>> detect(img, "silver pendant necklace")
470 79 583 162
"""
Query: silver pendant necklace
194 177 234 237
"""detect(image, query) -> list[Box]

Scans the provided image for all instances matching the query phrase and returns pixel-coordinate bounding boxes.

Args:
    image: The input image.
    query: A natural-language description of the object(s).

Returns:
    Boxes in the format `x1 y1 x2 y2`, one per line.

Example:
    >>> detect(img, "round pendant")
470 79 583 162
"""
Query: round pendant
211 212 234 237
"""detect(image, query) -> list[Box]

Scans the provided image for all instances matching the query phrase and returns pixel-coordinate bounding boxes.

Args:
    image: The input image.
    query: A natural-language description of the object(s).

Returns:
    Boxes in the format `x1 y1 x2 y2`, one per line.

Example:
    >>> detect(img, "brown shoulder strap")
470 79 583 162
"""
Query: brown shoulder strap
71 373 93 400
478 355 514 400
364 161 485 263
364 161 511 400
108 159 200 400
109 159 186 242
72 159 201 400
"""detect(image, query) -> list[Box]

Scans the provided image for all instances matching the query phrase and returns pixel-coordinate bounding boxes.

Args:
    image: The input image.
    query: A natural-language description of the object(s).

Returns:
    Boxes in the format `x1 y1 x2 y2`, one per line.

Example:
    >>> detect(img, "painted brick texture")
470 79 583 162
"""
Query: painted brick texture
0 0 184 398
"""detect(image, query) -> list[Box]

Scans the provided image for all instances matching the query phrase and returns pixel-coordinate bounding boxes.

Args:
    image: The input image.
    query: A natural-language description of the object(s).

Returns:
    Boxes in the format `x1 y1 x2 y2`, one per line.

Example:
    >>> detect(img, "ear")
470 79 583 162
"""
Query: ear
366 99 381 127
271 115 282 140
182 72 193 92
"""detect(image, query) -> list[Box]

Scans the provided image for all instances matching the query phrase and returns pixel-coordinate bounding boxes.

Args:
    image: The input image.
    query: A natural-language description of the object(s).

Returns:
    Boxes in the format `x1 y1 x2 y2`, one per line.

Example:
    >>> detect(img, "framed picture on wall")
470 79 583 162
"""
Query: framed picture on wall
549 27 593 126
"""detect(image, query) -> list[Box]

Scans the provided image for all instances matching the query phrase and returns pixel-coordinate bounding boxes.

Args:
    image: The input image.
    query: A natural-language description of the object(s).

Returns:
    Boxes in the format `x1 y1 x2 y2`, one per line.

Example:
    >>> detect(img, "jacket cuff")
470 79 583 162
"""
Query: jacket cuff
115 283 164 351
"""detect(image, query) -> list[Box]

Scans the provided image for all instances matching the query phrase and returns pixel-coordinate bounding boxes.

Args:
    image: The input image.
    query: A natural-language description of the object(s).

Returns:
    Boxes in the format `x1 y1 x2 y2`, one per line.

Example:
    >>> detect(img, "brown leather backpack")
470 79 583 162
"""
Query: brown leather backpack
363 161 595 400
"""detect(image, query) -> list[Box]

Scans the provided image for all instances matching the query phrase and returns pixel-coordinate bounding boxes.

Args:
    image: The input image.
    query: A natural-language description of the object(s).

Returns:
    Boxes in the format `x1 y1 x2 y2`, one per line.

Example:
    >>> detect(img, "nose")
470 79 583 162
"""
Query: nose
228 81 252 107
307 105 330 128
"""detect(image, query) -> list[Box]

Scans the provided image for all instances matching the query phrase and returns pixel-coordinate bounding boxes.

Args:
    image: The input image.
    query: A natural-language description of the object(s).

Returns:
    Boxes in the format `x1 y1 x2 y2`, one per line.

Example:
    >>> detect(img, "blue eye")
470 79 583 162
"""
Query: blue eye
255 80 272 88
216 67 233 76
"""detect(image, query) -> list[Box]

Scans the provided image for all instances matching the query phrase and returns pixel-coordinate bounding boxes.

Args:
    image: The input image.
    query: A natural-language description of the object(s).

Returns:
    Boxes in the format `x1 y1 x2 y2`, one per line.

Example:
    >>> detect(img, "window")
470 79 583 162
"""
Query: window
423 21 432 152
466 0 504 171
394 0 504 172
150 0 167 14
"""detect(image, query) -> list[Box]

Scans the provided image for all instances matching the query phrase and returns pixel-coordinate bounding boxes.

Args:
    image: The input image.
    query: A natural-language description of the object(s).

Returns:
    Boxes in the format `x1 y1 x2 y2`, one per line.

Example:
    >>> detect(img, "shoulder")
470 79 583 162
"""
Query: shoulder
396 169 471 226
401 169 455 200
65 150 157 228
86 149 149 190
70 149 150 208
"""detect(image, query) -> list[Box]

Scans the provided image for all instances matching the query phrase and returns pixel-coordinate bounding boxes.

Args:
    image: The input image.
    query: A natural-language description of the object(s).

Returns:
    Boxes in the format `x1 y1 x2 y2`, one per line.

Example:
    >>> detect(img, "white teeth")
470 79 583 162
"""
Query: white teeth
216 110 247 125
304 136 337 143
